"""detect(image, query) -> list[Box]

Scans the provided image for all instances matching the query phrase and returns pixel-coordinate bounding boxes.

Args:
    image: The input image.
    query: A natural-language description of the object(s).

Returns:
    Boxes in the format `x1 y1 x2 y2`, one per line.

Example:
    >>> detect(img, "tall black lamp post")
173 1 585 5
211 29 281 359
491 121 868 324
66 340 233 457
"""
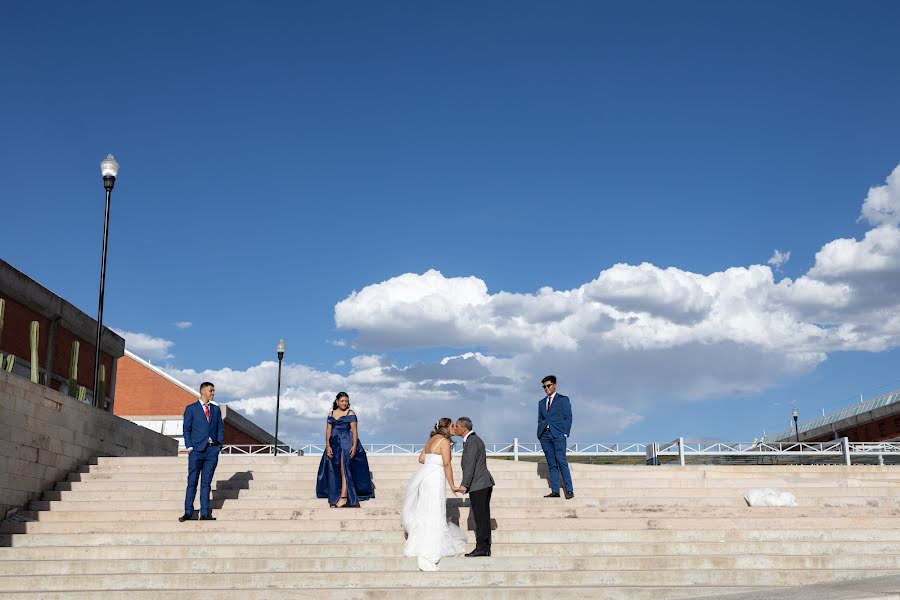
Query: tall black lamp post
792 408 800 443
92 154 119 408
273 339 285 454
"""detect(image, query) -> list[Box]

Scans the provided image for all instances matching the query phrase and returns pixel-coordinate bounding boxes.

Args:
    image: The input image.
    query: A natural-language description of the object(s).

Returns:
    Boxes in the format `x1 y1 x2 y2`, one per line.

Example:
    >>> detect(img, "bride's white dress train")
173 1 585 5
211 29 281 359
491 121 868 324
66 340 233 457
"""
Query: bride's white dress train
401 454 467 571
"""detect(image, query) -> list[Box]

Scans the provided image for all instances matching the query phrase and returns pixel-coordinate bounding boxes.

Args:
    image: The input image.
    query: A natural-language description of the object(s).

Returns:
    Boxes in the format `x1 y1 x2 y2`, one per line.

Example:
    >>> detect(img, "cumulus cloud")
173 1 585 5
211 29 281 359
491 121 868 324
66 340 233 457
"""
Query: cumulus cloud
113 329 175 361
860 164 900 226
162 351 562 446
152 163 900 445
768 250 791 270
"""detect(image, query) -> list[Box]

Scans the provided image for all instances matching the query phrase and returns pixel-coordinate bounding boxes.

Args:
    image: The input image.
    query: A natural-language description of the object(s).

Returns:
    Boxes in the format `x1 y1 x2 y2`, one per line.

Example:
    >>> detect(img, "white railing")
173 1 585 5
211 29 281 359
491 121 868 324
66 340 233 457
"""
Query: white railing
221 444 297 455
220 437 900 465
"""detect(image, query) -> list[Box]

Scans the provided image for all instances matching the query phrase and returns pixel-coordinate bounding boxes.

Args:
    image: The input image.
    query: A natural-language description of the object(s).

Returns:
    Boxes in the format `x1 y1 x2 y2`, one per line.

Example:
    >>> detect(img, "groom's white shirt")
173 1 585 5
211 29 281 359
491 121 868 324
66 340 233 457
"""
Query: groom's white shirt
463 431 473 442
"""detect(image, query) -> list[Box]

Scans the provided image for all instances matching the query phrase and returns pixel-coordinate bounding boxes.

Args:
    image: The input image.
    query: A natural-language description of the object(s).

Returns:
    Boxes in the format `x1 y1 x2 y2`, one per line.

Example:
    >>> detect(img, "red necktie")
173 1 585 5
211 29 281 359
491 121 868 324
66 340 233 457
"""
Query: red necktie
204 404 210 422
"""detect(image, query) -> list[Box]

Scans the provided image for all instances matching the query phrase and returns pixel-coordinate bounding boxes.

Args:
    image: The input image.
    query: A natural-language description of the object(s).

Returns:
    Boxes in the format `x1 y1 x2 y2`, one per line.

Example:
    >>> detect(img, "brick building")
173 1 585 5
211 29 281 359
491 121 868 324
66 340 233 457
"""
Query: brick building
0 259 122 409
114 350 276 450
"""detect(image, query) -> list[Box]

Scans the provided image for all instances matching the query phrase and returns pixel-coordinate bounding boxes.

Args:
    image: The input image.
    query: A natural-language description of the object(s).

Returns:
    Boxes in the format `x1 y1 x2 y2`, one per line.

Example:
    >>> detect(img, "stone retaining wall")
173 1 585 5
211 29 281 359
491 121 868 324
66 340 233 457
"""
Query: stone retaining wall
0 370 177 517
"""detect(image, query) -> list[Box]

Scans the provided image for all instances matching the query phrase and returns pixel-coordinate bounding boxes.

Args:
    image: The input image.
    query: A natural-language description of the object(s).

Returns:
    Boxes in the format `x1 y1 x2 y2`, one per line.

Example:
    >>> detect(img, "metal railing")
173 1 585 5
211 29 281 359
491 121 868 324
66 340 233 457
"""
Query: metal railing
219 437 900 465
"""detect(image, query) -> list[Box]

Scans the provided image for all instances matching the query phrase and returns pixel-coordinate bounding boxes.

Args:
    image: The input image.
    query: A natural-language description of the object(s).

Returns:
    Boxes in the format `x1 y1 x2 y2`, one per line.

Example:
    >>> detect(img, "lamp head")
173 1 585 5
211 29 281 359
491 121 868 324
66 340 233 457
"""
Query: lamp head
792 408 799 420
100 154 120 191
276 339 286 359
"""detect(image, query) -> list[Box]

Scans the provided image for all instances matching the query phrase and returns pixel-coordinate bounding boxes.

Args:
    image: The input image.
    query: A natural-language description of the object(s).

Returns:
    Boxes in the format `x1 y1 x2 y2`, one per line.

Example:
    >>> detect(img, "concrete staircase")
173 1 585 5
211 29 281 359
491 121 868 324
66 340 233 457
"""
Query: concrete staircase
2 457 900 599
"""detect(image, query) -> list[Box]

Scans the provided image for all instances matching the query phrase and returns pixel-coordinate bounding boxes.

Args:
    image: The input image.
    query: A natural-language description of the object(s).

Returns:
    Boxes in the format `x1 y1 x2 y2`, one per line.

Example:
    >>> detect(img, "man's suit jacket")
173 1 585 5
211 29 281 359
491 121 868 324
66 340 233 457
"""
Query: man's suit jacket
460 432 495 493
537 394 572 439
183 401 224 452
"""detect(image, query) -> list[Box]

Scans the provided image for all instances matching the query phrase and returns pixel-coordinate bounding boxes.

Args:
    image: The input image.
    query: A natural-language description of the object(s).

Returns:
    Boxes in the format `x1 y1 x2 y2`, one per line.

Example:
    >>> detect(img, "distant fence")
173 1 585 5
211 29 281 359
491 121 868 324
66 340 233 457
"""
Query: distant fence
220 437 900 465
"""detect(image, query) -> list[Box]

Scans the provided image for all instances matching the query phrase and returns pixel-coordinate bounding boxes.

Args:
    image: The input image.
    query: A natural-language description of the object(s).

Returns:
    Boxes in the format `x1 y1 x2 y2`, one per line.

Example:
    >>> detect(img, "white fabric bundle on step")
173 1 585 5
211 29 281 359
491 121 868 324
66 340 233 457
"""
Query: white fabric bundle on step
743 488 797 507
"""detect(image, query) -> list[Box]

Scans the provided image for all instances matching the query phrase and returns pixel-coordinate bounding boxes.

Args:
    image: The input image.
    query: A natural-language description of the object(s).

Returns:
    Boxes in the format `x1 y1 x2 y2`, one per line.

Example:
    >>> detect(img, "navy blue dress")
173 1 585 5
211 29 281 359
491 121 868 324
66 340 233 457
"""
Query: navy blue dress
316 414 375 505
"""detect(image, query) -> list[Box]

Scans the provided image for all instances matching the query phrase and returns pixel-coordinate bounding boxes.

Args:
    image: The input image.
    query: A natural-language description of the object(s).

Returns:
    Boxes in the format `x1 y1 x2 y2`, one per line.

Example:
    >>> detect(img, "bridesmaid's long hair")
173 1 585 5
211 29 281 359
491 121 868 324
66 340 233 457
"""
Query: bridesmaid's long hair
332 392 350 410
430 417 452 439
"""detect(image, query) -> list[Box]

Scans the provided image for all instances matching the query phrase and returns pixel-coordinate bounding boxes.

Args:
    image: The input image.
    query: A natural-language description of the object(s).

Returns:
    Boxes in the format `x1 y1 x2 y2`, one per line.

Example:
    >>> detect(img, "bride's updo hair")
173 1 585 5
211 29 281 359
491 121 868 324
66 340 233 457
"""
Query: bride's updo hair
332 392 350 410
430 417 453 439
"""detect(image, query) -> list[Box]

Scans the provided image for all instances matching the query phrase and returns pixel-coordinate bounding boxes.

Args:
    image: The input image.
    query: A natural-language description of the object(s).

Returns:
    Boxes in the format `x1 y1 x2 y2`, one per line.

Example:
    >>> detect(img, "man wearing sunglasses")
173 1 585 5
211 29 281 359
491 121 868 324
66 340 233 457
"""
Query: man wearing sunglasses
536 375 573 499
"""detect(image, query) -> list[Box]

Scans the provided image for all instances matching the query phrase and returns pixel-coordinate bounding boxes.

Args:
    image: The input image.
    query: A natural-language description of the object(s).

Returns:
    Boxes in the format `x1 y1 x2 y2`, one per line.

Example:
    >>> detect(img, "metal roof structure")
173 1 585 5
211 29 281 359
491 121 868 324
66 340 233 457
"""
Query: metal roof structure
762 389 900 442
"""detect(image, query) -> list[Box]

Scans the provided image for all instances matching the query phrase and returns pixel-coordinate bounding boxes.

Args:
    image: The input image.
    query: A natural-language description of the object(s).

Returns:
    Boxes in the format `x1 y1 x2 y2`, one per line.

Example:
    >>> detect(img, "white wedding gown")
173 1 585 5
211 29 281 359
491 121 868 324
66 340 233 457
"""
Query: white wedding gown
401 453 467 571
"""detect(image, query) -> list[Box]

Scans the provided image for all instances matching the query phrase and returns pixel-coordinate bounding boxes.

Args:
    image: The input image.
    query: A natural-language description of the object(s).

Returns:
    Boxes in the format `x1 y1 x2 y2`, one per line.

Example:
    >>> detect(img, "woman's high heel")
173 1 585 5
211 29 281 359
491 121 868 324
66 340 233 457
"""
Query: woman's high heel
336 496 349 508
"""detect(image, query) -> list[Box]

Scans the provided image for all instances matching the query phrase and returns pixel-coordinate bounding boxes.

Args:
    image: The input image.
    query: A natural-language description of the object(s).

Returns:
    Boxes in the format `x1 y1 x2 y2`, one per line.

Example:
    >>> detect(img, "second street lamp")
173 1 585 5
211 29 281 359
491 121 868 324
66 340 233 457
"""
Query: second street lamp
273 339 285 454
792 408 800 443
92 154 119 408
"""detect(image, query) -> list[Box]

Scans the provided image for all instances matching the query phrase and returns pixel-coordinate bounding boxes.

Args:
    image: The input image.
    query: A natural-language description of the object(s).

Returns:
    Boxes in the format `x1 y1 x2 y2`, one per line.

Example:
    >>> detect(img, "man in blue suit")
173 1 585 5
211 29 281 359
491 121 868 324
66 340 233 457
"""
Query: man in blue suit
537 375 574 499
179 381 225 521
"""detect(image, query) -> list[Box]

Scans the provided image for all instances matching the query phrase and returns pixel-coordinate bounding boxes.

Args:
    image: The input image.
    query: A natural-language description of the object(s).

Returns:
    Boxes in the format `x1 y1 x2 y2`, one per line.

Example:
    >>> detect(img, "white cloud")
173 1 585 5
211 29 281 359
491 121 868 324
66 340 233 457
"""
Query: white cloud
807 226 900 280
860 164 900 226
174 321 193 330
768 250 791 270
113 329 175 361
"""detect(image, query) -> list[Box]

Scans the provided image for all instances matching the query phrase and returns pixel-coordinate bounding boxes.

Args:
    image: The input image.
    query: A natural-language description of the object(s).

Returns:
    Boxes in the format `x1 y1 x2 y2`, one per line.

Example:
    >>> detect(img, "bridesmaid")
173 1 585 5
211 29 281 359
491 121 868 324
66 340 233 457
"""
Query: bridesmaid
315 392 375 507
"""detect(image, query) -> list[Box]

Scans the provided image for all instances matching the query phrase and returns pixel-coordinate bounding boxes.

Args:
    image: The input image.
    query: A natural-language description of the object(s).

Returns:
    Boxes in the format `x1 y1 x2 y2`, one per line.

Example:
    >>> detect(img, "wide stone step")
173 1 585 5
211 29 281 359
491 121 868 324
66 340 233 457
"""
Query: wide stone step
4 540 900 560
3 554 900 577
30 495 900 511
5 515 900 535
79 463 900 480
7 527 900 548
0 586 769 599
17 505 900 523
67 465 900 481
39 486 900 503
75 470 890 482
54 478 883 492
0 568 896 591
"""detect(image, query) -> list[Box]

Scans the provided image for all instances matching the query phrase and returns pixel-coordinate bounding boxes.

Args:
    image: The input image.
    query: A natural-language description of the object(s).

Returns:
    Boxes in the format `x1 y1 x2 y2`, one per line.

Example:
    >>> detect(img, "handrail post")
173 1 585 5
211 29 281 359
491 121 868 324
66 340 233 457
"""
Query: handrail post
513 437 519 462
646 442 659 466
678 437 685 466
841 437 851 466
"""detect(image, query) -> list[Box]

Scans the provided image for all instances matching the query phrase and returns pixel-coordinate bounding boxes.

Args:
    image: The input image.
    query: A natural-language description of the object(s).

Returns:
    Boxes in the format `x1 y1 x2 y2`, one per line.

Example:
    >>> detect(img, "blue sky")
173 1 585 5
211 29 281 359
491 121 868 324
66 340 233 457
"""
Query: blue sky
2 1 900 445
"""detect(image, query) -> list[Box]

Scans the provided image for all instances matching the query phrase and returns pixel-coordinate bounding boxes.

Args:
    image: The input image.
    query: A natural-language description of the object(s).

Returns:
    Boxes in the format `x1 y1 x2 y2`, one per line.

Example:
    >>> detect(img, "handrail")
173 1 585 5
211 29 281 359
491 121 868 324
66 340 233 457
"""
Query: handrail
219 437 900 465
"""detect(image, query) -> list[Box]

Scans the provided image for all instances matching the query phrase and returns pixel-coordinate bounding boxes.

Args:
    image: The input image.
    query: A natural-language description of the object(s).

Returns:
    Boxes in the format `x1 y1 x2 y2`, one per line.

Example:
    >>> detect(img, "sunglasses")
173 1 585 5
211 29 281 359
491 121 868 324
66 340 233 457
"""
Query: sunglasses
542 383 554 389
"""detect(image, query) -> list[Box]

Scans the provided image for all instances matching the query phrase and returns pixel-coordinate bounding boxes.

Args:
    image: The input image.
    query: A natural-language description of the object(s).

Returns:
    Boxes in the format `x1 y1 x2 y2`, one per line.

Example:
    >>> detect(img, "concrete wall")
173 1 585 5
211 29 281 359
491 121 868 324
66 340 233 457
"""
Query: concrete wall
0 369 177 517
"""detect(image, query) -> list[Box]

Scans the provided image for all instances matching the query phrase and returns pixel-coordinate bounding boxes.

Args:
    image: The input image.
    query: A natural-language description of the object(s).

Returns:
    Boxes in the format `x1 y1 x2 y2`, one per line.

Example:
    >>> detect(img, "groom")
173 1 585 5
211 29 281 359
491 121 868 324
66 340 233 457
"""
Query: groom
454 417 495 557
179 381 224 522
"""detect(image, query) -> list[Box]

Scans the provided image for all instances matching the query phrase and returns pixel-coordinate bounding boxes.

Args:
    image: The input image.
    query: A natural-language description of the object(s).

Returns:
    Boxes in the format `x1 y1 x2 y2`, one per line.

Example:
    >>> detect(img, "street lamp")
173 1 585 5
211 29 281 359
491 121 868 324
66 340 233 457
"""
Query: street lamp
273 339 285 454
92 154 119 408
792 408 800 443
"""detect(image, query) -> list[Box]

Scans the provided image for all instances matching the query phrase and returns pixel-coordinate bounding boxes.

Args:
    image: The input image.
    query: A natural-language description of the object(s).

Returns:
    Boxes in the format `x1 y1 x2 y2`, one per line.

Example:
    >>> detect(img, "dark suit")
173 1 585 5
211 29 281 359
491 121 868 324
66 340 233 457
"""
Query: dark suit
460 432 495 551
183 401 224 517
537 393 573 494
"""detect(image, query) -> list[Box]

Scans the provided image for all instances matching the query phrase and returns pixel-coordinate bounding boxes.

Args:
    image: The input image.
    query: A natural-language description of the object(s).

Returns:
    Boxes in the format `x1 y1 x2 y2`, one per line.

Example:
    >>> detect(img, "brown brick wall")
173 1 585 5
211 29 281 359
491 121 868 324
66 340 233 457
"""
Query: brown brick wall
0 295 115 398
0 296 49 364
113 354 197 416
114 355 272 444
807 416 900 442
224 422 267 445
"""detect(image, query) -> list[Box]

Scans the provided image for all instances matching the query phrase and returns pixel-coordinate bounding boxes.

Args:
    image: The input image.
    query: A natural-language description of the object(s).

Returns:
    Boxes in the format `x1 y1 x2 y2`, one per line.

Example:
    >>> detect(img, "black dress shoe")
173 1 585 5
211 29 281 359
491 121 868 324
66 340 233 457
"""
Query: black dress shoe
465 548 491 557
178 514 192 522
544 492 560 498
565 490 574 499
199 514 216 520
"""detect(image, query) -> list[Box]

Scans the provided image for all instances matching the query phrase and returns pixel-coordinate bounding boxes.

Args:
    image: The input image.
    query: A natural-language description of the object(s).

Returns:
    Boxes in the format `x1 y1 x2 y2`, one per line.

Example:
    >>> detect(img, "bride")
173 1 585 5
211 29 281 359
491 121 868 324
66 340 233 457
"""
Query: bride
401 417 467 571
